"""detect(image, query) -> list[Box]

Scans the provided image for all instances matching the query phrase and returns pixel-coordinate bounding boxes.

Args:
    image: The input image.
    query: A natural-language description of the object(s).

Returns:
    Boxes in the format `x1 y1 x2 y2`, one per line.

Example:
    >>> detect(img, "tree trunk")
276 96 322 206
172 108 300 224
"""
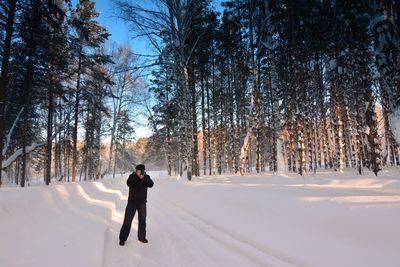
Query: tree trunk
45 73 54 185
0 0 17 186
208 62 213 175
189 63 199 177
72 43 83 182
365 92 381 175
201 70 207 175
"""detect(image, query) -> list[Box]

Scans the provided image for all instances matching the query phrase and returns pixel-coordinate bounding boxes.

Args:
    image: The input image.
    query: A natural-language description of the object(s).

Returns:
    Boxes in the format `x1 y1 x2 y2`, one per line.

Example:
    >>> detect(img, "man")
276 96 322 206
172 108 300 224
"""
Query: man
119 164 154 245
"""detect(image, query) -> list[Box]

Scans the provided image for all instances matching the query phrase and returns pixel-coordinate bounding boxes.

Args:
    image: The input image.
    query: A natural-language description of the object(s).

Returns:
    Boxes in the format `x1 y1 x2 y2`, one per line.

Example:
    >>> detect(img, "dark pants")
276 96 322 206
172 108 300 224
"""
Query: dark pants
119 201 147 242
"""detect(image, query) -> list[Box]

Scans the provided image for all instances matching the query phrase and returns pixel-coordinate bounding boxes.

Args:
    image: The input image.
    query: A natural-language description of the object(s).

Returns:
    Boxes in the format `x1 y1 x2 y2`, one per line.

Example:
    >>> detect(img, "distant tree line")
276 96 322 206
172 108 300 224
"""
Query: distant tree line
116 0 400 179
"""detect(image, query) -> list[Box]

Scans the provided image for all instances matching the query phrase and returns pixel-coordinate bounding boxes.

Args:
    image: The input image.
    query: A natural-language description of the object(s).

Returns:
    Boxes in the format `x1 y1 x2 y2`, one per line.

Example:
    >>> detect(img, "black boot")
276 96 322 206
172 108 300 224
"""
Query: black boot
119 240 125 246
138 238 148 243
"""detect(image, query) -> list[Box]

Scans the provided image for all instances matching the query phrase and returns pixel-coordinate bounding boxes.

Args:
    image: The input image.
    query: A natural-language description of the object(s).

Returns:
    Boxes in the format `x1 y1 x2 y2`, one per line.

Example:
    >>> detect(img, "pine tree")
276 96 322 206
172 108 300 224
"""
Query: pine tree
370 0 400 144
0 0 17 186
44 0 70 185
113 109 135 176
9 0 50 187
81 50 112 181
70 0 109 182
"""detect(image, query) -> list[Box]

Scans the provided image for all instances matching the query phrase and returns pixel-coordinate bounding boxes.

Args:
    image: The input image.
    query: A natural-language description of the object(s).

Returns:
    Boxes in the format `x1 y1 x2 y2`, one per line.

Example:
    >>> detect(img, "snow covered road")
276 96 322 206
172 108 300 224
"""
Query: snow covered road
101 179 294 267
1 170 400 267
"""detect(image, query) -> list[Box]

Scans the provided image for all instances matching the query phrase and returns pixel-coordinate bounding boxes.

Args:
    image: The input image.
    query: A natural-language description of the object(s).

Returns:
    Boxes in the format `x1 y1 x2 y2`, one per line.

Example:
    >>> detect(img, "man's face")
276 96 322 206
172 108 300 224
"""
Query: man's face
136 169 144 178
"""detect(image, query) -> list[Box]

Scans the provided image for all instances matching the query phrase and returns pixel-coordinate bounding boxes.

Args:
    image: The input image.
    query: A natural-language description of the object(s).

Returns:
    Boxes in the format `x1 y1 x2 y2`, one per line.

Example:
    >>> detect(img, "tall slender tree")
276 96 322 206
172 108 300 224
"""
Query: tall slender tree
70 0 109 182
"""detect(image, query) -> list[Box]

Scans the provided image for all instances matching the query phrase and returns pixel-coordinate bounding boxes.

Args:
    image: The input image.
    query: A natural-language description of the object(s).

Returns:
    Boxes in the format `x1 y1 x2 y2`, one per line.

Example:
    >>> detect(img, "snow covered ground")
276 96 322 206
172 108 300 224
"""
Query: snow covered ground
1 168 400 267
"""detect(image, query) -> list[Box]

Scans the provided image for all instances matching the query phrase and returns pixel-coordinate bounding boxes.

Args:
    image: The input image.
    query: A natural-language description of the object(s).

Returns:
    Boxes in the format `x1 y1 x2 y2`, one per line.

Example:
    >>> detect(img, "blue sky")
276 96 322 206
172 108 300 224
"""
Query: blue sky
91 0 224 55
72 0 224 139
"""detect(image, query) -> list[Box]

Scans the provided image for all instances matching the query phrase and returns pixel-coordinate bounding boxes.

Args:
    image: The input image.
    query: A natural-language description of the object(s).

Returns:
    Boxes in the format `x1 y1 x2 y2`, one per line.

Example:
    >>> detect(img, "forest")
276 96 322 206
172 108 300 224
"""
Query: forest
0 0 399 186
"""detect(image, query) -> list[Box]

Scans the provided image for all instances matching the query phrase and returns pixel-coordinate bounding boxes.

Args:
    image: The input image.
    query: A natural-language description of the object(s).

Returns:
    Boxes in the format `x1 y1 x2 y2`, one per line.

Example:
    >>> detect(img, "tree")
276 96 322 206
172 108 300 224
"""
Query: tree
81 49 112 180
44 0 70 185
107 45 140 177
0 0 17 186
70 0 109 182
370 0 400 143
116 0 214 180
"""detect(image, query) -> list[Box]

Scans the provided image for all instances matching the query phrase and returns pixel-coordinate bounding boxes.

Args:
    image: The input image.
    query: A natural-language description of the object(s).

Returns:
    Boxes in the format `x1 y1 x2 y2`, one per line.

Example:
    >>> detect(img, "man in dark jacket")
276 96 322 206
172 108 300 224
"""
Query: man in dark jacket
119 164 154 245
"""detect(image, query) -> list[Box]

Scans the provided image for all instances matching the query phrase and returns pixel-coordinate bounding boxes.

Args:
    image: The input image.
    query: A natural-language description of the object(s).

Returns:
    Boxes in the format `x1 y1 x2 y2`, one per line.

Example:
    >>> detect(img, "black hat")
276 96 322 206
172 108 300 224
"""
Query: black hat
135 164 145 171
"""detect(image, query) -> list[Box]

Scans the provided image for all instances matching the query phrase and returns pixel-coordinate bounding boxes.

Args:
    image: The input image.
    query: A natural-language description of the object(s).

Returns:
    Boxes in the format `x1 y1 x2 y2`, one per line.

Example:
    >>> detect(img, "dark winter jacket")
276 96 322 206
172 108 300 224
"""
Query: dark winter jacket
127 173 154 203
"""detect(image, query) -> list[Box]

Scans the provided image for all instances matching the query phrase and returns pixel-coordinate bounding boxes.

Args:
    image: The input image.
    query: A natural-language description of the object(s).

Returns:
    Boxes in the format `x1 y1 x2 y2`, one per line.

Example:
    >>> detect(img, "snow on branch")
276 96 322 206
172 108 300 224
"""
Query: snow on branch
2 142 45 169
2 114 69 170
2 107 24 157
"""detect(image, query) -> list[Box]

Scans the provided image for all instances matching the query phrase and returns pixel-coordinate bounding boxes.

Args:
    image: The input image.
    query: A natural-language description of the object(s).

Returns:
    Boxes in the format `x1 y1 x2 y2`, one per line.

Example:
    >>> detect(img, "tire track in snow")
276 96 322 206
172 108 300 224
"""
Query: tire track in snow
99 179 303 267
101 181 226 267
150 194 257 266
100 180 257 267
99 183 132 267
153 192 304 267
100 182 187 267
